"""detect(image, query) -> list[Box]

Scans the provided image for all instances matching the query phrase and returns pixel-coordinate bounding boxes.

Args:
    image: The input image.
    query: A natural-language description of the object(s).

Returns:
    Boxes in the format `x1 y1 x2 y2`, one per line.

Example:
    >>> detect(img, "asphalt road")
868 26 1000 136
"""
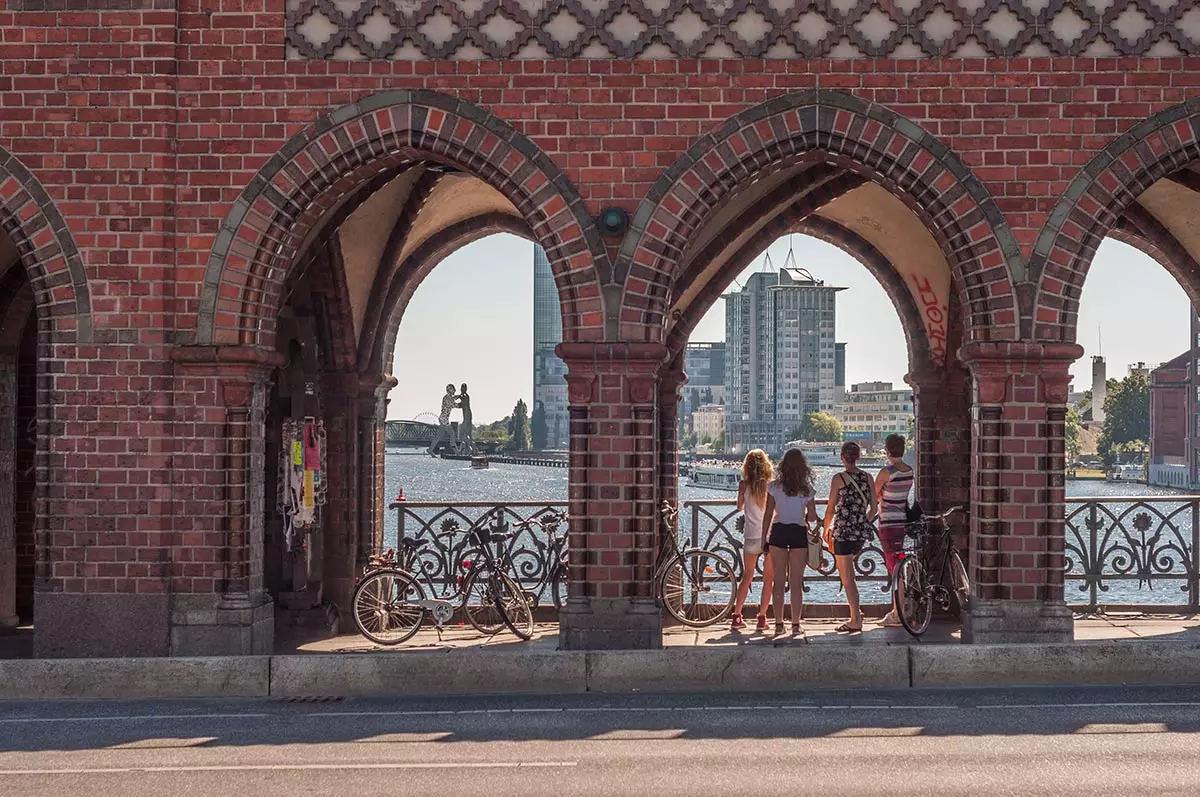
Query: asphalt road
2 685 1199 795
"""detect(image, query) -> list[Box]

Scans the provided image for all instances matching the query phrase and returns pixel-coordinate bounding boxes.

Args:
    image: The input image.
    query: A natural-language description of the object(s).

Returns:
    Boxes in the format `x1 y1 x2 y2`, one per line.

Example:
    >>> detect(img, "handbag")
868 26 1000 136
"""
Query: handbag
806 524 823 570
843 471 878 541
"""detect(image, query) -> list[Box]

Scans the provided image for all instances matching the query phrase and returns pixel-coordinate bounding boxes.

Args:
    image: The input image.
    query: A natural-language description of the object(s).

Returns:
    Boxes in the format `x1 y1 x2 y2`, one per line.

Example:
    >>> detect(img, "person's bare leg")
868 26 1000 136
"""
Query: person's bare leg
733 551 757 616
836 554 862 629
788 548 806 630
757 555 774 619
770 546 788 631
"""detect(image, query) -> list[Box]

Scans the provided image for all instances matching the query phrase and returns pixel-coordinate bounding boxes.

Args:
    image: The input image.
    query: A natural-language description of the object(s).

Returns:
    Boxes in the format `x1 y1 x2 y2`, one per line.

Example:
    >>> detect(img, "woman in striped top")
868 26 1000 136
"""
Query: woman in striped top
874 434 913 628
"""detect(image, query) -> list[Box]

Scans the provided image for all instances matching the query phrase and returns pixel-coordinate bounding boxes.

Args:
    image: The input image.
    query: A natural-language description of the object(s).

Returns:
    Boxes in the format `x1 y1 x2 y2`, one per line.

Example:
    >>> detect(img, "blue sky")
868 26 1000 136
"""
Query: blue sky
389 234 1189 423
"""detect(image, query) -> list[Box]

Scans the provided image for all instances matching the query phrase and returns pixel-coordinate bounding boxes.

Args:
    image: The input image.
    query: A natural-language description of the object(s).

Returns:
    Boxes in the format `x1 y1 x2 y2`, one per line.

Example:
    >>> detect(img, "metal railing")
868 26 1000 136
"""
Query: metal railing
389 501 568 598
1065 496 1200 611
384 496 1200 611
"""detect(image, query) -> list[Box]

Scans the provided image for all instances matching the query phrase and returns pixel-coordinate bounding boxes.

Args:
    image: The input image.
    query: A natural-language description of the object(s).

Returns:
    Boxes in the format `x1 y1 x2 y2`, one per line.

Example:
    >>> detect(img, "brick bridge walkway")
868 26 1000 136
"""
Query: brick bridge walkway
1 1 1199 656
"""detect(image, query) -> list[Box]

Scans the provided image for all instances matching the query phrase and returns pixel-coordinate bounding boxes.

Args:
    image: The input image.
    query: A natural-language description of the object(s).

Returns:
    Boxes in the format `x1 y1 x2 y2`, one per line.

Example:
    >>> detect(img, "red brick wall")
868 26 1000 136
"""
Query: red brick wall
2 4 1200 646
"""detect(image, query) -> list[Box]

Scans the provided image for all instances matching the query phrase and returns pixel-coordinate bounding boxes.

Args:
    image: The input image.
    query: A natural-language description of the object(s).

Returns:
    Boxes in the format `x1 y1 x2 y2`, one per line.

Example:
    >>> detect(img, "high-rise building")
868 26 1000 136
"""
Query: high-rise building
533 245 569 449
680 342 725 429
723 268 845 454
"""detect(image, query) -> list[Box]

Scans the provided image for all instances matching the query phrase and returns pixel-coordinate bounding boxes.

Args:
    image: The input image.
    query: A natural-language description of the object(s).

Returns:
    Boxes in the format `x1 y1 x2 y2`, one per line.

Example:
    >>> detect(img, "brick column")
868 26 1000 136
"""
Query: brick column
320 373 360 616
907 364 972 517
168 348 278 656
657 366 687 524
358 377 394 566
0 352 16 629
960 342 1082 643
557 343 666 650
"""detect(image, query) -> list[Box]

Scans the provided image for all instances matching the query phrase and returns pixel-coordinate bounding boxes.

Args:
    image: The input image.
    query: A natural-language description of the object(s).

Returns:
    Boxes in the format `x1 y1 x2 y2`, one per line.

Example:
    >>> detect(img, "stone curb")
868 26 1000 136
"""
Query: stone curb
270 650 588 698
1 643 1198 700
0 656 270 700
909 641 1200 688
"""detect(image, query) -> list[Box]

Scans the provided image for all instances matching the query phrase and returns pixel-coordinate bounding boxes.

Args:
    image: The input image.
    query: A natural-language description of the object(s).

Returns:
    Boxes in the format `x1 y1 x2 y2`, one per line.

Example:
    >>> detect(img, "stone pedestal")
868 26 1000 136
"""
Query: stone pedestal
171 594 275 656
963 599 1074 644
559 597 662 650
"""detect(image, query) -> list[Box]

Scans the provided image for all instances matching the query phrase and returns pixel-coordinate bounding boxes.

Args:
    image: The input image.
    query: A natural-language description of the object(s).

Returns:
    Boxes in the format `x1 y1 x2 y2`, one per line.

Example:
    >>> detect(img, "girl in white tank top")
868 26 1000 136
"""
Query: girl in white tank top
731 449 775 631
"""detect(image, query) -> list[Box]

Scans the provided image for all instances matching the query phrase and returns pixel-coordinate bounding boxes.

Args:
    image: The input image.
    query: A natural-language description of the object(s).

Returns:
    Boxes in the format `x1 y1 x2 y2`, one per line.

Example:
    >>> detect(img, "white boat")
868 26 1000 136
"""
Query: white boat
782 441 843 467
687 464 741 491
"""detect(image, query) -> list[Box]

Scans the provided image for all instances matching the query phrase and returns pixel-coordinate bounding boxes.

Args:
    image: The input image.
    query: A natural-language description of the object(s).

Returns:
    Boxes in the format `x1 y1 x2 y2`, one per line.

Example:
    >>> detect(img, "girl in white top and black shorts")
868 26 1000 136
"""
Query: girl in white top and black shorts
731 449 775 631
761 448 819 636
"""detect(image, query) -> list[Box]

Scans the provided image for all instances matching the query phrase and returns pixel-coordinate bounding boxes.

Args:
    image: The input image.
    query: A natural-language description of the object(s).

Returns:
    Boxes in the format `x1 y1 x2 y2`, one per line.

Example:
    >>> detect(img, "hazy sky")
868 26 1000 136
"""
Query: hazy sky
389 233 1190 423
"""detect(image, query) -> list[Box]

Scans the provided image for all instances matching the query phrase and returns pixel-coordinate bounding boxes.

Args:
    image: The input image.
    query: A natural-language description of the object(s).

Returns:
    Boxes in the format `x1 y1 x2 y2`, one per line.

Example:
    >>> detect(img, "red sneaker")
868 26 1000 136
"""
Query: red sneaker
730 613 745 630
755 614 768 630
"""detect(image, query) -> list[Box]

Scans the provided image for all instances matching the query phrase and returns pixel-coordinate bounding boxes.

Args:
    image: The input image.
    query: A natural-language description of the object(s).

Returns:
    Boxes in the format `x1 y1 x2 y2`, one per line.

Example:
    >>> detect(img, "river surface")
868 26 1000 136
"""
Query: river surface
383 451 1196 607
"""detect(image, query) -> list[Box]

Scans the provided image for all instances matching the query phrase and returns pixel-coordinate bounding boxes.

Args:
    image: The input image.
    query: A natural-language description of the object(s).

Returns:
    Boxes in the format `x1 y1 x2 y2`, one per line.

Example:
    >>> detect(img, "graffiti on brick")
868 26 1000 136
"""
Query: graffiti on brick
909 274 948 365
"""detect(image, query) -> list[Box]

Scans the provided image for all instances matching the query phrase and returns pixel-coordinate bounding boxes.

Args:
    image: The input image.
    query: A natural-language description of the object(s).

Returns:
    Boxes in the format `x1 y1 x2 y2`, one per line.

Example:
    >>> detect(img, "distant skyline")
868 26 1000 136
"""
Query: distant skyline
389 233 1189 423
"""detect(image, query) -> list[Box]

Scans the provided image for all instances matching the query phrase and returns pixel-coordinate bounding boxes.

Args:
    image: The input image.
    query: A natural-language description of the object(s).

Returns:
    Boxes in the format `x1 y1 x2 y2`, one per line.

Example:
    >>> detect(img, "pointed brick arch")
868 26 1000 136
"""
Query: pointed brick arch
0 146 91 342
197 90 608 349
1030 97 1200 343
619 90 1022 345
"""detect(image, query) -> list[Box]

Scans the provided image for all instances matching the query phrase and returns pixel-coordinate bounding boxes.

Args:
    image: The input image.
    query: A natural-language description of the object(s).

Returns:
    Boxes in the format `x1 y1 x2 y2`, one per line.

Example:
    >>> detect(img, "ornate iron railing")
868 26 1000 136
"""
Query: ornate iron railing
685 499 891 596
388 501 569 601
383 496 1200 611
1065 496 1200 611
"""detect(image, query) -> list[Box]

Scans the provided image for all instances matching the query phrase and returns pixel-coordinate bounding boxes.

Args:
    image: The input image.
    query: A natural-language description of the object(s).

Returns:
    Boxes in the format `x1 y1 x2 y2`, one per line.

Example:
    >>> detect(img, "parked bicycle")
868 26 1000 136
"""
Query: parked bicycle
489 509 570 611
351 509 535 645
657 501 737 626
892 506 971 637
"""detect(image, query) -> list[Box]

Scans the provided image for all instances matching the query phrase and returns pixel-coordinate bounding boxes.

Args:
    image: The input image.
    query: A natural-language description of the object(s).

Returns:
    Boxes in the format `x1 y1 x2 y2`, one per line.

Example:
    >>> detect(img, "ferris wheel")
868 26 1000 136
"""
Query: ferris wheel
413 412 439 427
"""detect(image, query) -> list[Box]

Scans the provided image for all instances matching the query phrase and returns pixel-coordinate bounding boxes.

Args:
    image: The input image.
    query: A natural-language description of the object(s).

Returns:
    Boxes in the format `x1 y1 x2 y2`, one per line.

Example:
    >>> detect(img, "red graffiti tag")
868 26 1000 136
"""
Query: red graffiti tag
909 274 947 364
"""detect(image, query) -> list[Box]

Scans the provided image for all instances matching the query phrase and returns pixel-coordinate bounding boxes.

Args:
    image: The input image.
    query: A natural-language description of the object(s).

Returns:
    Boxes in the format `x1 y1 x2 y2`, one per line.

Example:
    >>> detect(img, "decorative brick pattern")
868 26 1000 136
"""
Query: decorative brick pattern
622 89 1021 344
1030 97 1200 342
286 0 1200 61
197 90 610 350
0 146 91 343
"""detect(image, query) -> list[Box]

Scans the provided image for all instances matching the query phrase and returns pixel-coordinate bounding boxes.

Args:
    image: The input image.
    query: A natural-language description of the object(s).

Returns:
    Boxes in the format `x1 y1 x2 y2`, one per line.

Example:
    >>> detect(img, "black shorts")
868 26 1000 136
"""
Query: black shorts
833 538 865 557
767 523 809 550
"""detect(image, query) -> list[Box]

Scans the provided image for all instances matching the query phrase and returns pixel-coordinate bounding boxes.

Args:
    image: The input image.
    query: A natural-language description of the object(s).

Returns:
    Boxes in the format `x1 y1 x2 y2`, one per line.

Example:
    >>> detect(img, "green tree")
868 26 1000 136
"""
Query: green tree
795 411 842 442
530 403 548 450
906 416 916 442
507 399 531 451
1097 373 1149 465
1065 405 1082 461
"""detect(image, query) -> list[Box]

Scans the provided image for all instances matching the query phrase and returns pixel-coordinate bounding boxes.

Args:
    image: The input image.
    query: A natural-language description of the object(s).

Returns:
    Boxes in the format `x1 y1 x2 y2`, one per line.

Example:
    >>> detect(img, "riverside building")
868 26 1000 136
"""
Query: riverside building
723 268 844 454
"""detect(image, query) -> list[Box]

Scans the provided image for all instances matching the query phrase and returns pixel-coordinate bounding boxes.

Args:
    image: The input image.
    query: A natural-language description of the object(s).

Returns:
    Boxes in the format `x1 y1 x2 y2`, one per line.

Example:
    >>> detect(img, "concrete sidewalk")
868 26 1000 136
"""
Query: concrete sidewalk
283 613 1200 655
0 614 1196 702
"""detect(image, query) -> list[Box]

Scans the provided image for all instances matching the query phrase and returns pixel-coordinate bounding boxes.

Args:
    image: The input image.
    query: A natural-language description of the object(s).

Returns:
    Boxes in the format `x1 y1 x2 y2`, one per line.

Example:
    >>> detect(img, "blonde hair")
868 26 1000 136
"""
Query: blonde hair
741 449 773 503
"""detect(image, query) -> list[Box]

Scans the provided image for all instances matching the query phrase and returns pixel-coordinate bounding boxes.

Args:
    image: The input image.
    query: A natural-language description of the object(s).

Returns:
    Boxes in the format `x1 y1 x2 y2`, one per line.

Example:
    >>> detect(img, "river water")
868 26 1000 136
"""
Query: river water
383 451 1196 607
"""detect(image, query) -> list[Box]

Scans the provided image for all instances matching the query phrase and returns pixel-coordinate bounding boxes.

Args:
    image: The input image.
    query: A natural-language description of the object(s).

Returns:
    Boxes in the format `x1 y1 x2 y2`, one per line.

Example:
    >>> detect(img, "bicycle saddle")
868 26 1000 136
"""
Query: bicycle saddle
400 536 429 550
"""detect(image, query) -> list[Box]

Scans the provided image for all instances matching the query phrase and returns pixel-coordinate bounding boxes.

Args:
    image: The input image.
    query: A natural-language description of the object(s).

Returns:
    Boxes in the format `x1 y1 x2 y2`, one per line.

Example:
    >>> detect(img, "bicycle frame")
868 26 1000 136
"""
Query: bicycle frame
891 508 965 595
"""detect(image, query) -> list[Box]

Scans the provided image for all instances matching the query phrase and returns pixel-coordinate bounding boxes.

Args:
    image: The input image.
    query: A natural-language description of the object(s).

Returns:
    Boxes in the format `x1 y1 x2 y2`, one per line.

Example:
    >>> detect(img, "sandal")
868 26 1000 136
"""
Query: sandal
835 622 863 634
791 623 802 634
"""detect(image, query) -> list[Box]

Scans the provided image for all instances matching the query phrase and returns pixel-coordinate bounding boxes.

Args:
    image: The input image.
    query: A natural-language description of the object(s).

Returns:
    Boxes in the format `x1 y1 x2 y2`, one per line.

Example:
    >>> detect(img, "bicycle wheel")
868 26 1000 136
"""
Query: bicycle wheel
461 566 506 635
948 548 971 615
660 549 737 627
351 568 425 646
895 556 932 637
493 571 535 640
550 560 568 611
